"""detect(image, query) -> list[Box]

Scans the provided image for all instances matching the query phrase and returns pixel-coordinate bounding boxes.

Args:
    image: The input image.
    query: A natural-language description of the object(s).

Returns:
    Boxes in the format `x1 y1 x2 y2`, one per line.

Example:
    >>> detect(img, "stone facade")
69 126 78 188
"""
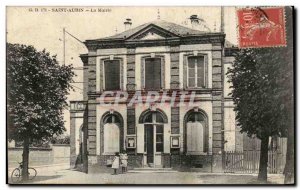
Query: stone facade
70 20 240 173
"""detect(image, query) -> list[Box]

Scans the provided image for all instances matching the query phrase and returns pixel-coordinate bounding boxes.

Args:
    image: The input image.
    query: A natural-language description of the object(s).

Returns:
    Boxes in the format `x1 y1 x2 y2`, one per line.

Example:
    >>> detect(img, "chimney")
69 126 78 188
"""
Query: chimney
124 18 132 31
189 14 211 32
189 15 199 29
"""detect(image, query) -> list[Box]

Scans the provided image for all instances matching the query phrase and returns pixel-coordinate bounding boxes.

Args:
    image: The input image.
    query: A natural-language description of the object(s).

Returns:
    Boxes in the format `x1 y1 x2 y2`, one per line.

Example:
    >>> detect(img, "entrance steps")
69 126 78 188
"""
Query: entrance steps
128 167 178 173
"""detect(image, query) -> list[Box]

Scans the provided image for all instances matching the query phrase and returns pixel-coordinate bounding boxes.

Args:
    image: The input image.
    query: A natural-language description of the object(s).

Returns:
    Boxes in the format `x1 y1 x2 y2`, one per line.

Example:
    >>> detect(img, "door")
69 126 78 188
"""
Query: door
145 124 154 165
144 124 164 167
154 125 163 167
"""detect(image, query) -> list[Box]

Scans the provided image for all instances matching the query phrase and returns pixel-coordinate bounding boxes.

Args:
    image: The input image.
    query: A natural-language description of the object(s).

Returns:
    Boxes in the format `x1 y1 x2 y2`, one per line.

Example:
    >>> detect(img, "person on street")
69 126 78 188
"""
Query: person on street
120 150 128 174
111 152 120 175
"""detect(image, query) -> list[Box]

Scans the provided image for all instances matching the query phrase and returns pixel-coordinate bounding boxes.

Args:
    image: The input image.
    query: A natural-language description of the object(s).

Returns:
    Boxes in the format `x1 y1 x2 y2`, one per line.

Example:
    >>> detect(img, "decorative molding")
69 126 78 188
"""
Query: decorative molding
84 34 225 50
128 24 179 40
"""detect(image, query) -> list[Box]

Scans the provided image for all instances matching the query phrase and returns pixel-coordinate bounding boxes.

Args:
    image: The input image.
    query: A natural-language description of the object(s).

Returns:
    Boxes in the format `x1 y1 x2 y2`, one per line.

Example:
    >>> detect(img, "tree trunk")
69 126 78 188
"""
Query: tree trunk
284 121 294 184
258 136 269 182
22 136 29 181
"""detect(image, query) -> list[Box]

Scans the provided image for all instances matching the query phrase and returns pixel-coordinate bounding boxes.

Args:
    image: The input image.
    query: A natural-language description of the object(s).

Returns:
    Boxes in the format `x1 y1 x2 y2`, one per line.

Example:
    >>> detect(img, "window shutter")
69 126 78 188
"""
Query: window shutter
136 125 144 153
196 57 205 87
188 58 195 87
186 122 193 152
104 123 120 153
186 122 204 154
195 122 204 152
145 58 161 89
105 60 120 90
163 124 170 153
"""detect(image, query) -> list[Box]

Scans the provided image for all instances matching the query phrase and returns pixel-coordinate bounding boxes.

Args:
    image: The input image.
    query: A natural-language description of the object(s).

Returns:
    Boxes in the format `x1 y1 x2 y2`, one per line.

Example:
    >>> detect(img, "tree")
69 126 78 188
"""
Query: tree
7 43 74 181
227 7 293 182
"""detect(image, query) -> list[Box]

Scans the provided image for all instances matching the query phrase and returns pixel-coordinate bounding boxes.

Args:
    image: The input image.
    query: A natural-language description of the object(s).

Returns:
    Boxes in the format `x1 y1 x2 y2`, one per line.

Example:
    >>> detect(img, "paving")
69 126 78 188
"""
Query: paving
8 165 285 185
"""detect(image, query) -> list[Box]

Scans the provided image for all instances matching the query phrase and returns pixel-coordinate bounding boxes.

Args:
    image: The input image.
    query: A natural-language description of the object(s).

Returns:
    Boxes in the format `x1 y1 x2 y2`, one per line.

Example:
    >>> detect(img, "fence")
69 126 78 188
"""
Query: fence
224 150 286 174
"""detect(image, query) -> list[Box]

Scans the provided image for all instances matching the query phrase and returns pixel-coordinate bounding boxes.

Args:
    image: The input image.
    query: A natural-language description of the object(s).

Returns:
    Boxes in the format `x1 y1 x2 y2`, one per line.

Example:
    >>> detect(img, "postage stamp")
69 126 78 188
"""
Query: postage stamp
237 7 287 48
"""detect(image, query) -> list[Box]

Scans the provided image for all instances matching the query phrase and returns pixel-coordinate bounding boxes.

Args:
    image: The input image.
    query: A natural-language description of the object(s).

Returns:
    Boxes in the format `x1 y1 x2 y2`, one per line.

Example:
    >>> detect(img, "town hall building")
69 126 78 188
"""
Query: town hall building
69 16 241 173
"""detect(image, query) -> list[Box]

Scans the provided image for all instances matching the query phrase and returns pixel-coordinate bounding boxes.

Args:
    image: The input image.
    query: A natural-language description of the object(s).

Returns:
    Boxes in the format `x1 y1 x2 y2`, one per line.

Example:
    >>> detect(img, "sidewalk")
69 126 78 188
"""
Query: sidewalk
9 166 284 184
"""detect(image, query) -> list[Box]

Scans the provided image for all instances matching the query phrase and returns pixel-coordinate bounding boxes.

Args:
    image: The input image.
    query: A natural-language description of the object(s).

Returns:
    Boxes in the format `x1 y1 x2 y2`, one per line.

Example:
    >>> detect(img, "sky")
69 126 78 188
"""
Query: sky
6 6 238 134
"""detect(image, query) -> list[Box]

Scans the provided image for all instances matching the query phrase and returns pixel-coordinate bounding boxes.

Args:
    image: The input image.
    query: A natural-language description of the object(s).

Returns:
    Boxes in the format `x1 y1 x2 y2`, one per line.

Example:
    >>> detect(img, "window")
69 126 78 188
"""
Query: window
156 125 164 152
104 60 120 90
145 58 161 90
188 56 205 88
103 115 120 153
186 112 206 153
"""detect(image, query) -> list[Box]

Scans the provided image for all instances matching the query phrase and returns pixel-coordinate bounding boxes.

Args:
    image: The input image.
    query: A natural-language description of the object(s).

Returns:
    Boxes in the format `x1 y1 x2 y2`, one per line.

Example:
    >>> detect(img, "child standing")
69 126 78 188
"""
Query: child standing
111 152 120 175
120 150 128 174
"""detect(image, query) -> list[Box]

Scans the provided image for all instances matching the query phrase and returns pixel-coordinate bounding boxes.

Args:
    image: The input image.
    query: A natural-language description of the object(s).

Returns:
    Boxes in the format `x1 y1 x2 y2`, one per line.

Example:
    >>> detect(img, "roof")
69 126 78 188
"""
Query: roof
87 20 213 41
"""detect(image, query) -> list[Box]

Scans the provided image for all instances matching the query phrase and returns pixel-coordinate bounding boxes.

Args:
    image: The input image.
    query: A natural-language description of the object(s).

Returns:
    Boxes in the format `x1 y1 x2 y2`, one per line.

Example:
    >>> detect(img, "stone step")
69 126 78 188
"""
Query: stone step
132 167 173 170
128 170 178 173
128 167 178 173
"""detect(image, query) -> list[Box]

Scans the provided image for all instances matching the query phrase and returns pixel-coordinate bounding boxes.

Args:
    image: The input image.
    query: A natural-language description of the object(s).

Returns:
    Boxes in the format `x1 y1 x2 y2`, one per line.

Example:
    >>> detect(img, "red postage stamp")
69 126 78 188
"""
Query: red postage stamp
237 7 286 48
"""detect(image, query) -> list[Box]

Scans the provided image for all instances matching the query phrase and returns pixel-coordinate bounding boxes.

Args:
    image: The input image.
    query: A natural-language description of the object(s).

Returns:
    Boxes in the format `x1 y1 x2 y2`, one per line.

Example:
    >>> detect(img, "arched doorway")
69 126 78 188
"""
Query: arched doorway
100 111 124 155
139 109 168 167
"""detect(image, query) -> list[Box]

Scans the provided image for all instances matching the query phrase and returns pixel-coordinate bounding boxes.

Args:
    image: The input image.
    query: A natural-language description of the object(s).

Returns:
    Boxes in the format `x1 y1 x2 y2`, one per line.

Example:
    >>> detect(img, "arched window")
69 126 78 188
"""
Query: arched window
139 109 168 124
184 110 208 154
103 114 121 154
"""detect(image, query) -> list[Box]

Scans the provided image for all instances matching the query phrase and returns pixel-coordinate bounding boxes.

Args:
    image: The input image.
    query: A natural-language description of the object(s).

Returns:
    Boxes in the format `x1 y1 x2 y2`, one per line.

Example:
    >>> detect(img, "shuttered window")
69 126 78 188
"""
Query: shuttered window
103 115 120 154
104 123 120 153
186 122 204 153
186 112 208 154
188 56 205 88
145 58 161 90
104 60 120 90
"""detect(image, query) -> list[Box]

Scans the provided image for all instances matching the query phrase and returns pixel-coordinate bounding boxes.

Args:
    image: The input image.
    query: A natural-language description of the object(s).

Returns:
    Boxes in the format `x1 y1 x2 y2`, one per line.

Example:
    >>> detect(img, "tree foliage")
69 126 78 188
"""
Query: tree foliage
227 47 292 139
7 43 75 143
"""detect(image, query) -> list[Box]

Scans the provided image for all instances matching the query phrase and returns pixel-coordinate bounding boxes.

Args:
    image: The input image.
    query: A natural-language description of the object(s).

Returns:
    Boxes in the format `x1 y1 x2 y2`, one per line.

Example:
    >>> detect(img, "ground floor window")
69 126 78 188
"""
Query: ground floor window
186 122 204 152
185 110 208 154
103 114 121 154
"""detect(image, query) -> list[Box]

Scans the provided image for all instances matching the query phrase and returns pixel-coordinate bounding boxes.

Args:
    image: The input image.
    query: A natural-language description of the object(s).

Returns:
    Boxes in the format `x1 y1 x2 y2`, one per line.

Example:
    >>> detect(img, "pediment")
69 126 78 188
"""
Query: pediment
127 25 179 40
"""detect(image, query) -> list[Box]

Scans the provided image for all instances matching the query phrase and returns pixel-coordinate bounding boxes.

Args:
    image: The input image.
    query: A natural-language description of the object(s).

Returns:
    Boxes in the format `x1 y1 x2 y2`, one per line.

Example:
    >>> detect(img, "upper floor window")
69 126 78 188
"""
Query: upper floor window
104 60 120 90
145 58 161 90
187 56 206 88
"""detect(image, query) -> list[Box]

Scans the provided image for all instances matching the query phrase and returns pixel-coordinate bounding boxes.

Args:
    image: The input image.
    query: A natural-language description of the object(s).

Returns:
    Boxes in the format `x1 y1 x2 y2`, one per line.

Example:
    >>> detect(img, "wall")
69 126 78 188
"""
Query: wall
223 56 243 152
70 108 85 167
8 145 70 168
